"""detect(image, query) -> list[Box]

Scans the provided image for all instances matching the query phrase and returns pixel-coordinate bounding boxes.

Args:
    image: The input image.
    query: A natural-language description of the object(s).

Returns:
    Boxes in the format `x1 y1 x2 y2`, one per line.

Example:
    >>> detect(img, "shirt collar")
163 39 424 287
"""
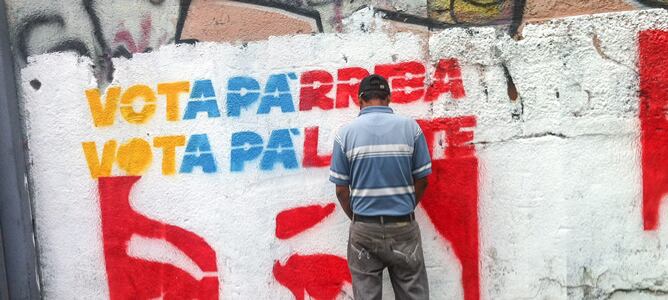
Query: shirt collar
359 106 394 116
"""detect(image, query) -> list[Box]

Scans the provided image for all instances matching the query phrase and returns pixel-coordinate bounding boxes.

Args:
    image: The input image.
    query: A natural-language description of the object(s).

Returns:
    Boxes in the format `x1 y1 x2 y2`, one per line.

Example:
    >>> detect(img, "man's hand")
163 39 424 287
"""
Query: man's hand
413 177 429 206
335 185 353 220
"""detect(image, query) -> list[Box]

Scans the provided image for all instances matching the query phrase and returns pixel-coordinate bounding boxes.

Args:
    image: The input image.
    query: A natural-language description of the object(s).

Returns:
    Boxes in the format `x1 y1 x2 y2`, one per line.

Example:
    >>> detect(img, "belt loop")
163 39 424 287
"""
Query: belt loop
380 216 384 225
352 214 356 223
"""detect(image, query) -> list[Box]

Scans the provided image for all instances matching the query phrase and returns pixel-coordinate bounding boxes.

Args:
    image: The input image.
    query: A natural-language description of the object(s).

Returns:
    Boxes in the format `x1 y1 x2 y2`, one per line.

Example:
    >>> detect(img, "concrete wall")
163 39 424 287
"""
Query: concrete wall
5 0 668 299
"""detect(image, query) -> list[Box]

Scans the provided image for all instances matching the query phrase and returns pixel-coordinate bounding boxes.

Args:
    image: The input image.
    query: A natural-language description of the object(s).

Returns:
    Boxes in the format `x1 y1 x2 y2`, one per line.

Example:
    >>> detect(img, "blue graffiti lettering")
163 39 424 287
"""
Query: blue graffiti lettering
257 74 295 114
230 131 264 172
180 134 217 173
227 76 261 117
184 80 221 119
260 129 298 170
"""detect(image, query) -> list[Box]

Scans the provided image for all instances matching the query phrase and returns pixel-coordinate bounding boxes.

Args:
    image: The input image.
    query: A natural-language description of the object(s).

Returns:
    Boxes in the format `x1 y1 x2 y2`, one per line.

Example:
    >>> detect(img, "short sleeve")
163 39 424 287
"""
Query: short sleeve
329 134 350 185
412 127 432 179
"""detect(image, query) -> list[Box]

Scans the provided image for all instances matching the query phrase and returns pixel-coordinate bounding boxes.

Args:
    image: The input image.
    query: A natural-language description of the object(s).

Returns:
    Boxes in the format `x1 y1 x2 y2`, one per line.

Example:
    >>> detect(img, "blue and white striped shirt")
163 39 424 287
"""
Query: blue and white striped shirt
329 106 432 216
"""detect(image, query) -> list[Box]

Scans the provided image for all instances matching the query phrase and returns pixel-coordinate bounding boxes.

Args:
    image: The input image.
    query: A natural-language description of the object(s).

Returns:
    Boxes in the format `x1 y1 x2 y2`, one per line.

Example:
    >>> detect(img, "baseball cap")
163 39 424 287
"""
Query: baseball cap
358 74 390 98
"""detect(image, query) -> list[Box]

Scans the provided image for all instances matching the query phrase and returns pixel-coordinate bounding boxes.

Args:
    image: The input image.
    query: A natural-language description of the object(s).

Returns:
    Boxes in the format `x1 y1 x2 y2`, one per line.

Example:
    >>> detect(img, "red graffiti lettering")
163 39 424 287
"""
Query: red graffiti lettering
375 61 426 103
276 203 336 239
300 70 334 111
98 176 219 299
425 59 466 101
335 67 368 108
113 15 152 54
302 127 332 168
418 116 479 300
273 254 351 300
639 30 668 231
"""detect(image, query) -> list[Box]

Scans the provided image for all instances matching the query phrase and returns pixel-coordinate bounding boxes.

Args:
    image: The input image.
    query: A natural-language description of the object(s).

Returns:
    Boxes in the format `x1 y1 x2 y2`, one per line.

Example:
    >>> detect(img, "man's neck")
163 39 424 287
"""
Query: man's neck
360 100 388 109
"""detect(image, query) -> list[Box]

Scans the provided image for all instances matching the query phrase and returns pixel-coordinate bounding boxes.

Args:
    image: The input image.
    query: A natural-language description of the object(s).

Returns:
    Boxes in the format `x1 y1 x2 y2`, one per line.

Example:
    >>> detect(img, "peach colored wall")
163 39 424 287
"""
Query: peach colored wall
181 1 318 43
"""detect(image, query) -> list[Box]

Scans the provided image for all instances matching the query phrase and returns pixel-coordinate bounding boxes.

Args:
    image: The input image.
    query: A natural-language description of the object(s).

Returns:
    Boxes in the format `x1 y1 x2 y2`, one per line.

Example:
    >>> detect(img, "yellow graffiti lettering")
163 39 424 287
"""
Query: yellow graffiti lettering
82 140 118 178
116 138 153 175
120 85 157 124
153 135 186 175
85 87 121 127
157 81 190 121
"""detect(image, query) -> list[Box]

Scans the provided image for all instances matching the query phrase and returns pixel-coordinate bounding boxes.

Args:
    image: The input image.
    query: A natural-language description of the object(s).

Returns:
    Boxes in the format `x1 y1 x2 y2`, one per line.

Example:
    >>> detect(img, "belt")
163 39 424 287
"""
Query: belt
353 213 415 224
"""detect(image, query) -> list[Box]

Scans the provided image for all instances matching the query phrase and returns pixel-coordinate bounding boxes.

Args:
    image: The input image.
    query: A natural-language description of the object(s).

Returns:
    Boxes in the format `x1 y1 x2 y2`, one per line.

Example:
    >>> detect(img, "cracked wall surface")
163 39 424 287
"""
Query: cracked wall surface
13 6 668 299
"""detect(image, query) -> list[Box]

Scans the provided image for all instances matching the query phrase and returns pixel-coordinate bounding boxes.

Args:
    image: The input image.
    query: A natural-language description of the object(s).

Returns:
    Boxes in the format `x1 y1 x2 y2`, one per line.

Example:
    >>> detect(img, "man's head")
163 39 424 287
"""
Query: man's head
358 74 390 108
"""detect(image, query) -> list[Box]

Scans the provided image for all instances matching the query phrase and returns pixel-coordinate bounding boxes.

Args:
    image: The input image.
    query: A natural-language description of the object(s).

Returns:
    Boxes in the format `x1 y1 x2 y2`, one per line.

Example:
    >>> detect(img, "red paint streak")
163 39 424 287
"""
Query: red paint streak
425 59 466 101
300 70 334 111
113 15 152 53
139 16 151 51
375 61 426 103
418 116 479 300
302 127 332 168
273 254 351 300
276 203 336 239
640 30 668 231
114 30 136 53
333 0 344 32
98 176 219 299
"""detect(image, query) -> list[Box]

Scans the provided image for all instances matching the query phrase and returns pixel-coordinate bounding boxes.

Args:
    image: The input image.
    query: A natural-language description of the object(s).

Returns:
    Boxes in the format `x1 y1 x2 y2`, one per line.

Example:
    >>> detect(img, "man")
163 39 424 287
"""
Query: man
329 74 431 299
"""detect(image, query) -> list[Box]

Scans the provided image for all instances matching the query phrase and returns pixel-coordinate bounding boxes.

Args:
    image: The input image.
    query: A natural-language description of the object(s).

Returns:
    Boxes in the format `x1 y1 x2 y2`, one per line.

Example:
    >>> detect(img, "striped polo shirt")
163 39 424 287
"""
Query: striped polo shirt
329 106 432 216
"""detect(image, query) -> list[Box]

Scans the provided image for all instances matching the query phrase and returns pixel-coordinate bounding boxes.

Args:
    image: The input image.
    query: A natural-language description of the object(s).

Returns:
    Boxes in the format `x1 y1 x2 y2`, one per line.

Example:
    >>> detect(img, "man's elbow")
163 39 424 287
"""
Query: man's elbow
335 185 350 197
414 176 428 187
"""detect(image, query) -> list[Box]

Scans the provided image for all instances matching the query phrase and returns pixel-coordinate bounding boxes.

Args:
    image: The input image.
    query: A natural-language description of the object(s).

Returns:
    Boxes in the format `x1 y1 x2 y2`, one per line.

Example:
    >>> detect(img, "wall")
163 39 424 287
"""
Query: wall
5 0 668 85
6 0 668 299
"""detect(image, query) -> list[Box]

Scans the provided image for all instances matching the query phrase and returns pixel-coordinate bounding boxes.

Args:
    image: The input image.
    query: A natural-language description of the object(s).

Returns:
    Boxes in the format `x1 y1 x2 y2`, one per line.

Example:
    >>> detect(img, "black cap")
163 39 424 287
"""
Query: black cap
358 74 390 98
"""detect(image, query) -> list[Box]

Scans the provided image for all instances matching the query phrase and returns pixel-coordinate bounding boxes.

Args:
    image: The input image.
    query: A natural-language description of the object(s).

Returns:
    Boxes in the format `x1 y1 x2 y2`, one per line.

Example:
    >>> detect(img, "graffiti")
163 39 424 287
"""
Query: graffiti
82 134 220 177
636 0 668 7
427 0 526 35
418 116 479 300
273 254 352 300
178 0 323 43
273 204 351 299
175 0 527 39
112 15 154 56
20 9 668 299
16 14 90 61
639 29 668 231
79 59 464 178
275 203 335 239
9 0 179 82
302 127 332 168
98 176 219 299
70 56 477 298
10 0 667 85
270 116 482 300
231 129 300 172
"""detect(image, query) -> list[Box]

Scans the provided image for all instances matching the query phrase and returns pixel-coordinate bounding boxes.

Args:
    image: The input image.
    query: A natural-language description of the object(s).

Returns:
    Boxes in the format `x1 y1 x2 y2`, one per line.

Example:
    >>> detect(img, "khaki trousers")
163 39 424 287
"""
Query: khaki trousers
347 220 429 300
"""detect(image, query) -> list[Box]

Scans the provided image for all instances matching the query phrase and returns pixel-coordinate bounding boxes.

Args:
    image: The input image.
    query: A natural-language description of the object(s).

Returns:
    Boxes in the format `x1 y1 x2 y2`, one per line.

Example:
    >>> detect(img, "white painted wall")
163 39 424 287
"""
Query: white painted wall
19 9 668 299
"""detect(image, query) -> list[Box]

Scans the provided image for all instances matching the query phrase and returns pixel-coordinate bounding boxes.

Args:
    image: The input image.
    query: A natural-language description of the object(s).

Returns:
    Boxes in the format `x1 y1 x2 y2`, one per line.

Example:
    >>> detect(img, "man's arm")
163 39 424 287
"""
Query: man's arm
413 176 429 206
412 123 432 207
335 185 353 220
329 133 353 219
